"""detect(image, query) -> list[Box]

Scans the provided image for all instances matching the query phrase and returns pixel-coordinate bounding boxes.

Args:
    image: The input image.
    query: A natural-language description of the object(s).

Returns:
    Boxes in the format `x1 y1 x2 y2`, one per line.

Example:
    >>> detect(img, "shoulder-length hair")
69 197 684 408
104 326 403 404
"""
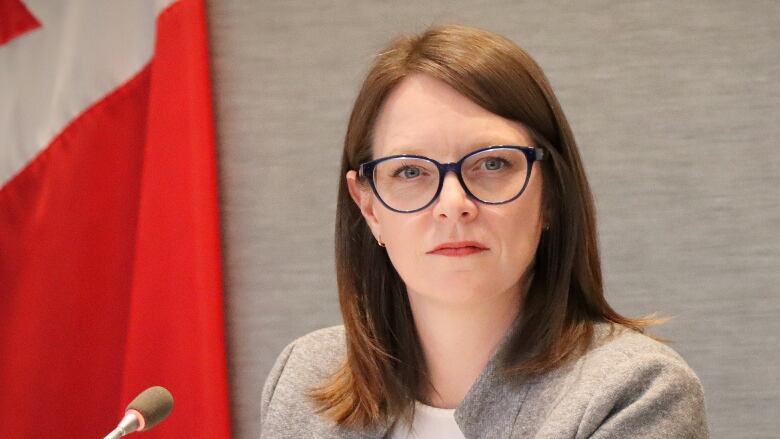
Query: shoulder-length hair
310 24 654 429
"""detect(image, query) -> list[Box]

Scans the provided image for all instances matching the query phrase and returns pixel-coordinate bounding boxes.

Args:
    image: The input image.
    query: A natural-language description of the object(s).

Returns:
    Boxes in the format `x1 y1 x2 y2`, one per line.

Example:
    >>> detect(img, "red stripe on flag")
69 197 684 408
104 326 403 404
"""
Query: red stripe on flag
0 67 150 437
0 0 41 46
120 0 231 437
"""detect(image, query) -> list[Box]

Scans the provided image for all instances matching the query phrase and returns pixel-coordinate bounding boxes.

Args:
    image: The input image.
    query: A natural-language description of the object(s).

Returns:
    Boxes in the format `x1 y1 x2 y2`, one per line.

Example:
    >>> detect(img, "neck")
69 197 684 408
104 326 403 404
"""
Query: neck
407 286 522 409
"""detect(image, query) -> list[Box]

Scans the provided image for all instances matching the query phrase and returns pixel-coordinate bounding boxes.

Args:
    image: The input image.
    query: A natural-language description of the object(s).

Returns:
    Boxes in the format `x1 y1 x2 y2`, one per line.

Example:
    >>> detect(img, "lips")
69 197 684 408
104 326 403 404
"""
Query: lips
427 241 488 257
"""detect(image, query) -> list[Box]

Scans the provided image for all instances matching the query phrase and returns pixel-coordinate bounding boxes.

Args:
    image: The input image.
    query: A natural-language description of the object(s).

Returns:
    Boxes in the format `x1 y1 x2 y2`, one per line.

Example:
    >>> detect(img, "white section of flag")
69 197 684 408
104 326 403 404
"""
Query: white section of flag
0 0 175 187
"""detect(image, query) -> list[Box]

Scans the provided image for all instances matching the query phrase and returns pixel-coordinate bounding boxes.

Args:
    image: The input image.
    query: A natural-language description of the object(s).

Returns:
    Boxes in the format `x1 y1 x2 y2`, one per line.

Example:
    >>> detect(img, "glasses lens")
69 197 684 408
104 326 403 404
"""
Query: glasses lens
373 157 439 211
462 148 529 203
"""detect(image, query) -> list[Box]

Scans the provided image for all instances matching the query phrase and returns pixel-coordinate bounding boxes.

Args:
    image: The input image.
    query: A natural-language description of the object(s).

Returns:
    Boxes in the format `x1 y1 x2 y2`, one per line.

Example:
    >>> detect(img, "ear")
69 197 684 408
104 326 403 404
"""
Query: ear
346 170 383 240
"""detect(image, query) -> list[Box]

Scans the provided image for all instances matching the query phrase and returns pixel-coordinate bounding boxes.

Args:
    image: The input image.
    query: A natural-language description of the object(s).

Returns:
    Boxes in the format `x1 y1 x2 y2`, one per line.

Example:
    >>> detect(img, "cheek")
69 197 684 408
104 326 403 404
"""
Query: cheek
489 206 541 272
378 213 424 259
492 181 544 270
374 212 429 285
500 210 542 269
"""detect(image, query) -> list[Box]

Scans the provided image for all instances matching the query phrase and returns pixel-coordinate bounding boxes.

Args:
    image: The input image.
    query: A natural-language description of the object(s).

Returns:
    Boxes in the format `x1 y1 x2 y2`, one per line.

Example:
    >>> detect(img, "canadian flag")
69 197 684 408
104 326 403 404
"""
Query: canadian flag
0 0 231 438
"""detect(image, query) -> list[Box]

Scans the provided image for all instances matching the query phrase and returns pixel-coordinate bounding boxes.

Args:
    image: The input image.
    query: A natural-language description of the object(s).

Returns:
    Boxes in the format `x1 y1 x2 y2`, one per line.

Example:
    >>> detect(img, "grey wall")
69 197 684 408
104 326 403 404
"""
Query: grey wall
206 1 780 438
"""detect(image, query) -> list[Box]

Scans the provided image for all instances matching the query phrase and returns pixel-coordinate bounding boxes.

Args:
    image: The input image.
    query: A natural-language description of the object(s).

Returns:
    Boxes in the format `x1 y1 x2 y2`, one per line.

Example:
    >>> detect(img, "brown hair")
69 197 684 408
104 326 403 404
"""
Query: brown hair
309 24 655 429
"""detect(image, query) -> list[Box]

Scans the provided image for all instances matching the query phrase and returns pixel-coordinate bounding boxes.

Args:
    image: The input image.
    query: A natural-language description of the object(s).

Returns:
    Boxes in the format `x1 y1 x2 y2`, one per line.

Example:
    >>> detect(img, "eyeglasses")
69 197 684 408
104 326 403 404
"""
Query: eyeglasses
358 145 546 213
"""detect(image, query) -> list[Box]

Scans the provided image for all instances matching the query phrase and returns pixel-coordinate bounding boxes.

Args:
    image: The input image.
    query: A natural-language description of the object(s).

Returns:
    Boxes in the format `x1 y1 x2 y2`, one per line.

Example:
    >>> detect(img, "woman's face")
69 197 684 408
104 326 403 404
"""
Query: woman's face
346 73 545 307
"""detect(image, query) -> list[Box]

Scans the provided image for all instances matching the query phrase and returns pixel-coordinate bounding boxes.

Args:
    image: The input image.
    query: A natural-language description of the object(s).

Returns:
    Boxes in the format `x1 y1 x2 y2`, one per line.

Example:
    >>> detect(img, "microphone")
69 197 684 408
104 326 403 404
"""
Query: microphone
103 386 174 439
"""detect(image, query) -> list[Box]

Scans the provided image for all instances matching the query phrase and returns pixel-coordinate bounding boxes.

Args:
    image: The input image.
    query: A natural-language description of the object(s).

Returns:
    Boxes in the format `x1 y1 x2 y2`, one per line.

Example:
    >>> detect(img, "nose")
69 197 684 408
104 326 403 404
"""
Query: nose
431 172 478 222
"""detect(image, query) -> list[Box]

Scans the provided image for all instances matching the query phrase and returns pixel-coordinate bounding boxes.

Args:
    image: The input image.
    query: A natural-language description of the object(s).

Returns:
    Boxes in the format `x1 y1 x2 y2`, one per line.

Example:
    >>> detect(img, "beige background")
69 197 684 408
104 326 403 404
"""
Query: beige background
206 1 780 437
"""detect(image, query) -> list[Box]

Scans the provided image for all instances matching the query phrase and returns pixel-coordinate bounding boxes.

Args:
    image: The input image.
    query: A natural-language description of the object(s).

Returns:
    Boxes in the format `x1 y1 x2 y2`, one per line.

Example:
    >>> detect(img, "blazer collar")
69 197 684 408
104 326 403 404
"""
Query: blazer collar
454 313 530 438
338 314 528 439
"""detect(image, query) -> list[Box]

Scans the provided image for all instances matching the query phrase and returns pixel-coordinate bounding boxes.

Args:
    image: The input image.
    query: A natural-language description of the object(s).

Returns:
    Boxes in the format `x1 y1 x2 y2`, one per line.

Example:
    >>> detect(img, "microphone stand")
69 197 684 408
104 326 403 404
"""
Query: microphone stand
103 412 141 439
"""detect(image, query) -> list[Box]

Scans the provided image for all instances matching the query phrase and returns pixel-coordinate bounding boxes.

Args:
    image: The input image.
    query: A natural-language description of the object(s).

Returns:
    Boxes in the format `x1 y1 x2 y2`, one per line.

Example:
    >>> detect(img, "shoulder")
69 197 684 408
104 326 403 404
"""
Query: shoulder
277 325 347 366
260 325 347 437
262 324 346 403
585 323 695 374
528 323 708 438
583 323 705 402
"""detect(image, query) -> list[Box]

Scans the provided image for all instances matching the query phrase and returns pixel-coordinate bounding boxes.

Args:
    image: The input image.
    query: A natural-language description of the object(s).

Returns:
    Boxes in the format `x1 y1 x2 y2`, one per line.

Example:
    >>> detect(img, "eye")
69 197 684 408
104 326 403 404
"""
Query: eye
392 165 423 179
481 157 510 171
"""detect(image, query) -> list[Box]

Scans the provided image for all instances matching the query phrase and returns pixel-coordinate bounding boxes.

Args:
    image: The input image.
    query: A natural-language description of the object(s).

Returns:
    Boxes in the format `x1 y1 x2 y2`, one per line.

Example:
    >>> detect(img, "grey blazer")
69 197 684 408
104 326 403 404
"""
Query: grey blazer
260 323 708 438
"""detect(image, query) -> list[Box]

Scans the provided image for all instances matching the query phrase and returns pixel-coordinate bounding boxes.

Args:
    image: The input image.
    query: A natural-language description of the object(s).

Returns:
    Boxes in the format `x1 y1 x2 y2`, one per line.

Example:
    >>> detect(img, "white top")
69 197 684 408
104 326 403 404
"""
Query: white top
387 401 466 439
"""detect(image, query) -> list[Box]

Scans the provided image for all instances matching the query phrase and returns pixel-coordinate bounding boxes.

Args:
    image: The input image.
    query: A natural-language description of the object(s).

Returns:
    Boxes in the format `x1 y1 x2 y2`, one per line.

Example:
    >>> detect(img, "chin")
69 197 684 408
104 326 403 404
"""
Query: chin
412 279 504 302
411 289 485 306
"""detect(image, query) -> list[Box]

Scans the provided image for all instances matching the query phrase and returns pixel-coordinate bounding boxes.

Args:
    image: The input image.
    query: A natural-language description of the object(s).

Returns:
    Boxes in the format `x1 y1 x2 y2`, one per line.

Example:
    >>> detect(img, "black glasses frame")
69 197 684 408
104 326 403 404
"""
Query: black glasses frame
358 145 546 213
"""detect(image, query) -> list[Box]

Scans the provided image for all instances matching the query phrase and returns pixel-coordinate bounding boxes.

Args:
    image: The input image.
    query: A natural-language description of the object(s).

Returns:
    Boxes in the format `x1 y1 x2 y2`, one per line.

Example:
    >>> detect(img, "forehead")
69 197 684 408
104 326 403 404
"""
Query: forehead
372 73 532 159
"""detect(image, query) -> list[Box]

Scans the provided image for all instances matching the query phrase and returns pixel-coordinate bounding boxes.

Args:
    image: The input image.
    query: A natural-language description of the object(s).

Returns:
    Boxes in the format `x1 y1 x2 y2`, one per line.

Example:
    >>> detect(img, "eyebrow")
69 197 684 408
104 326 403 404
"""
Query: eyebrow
383 138 525 158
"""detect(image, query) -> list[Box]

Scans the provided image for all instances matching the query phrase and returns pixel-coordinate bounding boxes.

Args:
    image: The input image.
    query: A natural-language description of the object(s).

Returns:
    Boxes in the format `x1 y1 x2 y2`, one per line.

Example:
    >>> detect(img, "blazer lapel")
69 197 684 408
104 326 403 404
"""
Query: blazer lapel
454 317 531 439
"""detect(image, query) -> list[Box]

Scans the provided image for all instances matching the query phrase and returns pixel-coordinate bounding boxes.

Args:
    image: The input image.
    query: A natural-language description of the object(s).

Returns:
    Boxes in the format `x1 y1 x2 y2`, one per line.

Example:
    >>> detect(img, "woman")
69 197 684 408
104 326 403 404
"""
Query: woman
260 24 708 438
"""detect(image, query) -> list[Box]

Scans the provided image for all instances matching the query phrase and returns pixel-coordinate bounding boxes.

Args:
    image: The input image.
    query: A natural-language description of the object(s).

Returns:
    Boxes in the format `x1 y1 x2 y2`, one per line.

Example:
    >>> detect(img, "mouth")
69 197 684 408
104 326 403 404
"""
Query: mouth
427 241 489 257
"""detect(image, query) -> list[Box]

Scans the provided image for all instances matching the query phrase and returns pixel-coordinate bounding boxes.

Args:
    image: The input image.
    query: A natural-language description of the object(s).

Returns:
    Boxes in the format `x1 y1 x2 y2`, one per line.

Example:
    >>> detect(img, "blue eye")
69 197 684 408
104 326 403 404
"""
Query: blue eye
482 157 509 171
393 166 422 179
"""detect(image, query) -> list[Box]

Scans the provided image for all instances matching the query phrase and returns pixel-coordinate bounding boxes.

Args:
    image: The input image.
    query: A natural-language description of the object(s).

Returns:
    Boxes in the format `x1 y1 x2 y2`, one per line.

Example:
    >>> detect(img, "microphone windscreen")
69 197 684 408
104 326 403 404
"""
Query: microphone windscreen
126 386 174 431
